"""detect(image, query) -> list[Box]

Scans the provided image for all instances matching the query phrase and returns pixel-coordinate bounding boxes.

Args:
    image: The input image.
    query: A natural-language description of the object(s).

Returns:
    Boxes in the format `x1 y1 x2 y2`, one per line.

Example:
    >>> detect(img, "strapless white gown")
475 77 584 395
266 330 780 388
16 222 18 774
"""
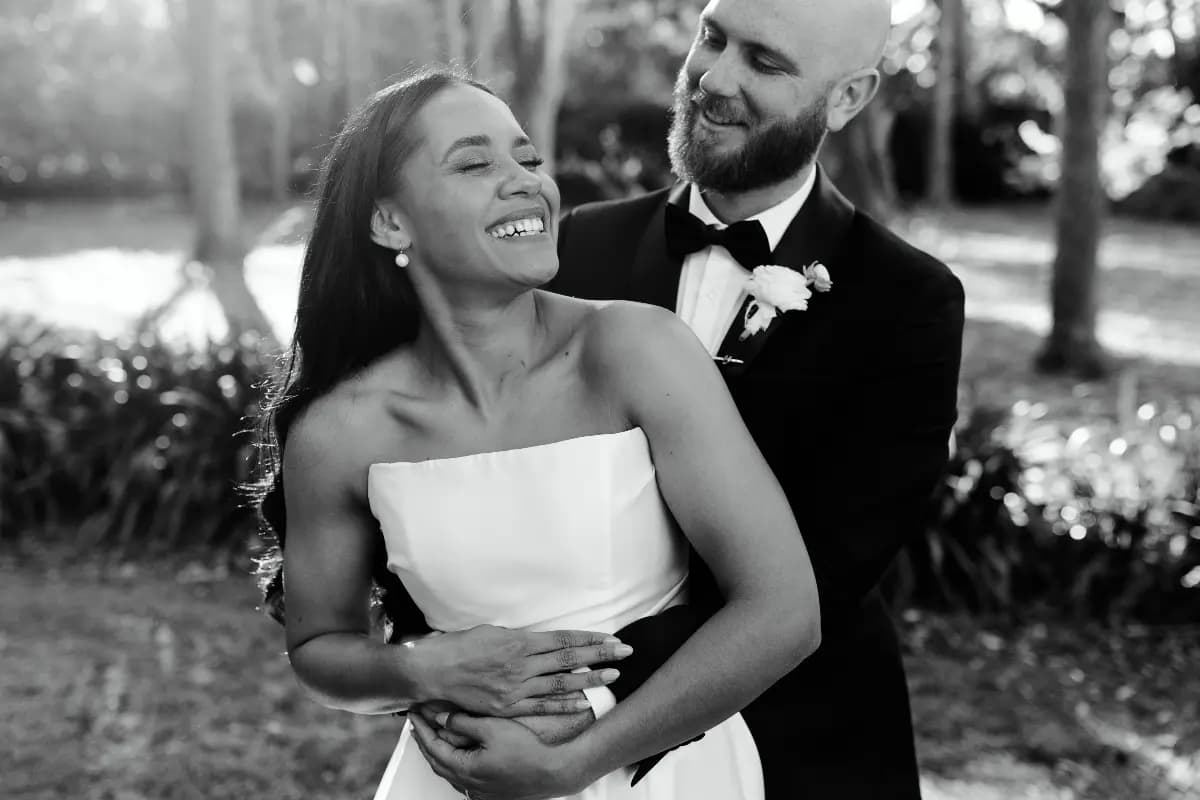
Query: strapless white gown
367 427 763 799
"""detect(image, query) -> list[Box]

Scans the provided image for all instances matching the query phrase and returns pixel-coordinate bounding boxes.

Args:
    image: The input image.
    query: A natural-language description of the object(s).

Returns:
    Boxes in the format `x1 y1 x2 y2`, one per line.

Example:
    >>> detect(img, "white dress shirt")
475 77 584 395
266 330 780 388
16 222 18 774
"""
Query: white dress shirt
675 168 818 355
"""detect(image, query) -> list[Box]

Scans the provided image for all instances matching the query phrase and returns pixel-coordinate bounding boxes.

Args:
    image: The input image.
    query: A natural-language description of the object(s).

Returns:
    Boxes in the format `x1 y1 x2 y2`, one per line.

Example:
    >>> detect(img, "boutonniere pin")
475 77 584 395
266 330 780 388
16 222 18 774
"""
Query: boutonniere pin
740 261 832 340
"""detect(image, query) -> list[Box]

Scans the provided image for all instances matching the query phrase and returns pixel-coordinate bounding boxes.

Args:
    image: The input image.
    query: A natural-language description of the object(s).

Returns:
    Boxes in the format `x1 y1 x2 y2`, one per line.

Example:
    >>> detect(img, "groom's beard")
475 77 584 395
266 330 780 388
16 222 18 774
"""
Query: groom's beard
667 72 829 194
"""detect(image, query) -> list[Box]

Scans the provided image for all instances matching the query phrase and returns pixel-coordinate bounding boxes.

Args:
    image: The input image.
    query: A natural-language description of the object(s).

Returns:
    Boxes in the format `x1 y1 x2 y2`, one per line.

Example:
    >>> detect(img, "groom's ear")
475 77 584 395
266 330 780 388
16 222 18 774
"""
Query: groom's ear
824 68 881 133
370 202 412 251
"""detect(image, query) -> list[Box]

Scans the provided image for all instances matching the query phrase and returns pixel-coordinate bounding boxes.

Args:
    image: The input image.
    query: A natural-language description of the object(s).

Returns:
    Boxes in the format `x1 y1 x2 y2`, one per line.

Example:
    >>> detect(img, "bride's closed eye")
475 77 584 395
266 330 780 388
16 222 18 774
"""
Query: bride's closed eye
455 154 544 174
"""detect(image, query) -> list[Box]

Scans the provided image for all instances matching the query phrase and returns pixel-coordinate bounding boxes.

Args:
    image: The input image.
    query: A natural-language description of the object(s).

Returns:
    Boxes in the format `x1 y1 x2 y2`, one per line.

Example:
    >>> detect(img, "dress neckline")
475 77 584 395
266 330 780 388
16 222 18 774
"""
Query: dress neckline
369 427 645 470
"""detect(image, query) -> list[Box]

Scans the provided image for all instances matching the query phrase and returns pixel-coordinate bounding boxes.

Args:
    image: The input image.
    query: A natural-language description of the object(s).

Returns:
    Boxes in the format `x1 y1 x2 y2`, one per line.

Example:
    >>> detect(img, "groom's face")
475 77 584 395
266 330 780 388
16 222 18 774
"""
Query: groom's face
668 0 836 194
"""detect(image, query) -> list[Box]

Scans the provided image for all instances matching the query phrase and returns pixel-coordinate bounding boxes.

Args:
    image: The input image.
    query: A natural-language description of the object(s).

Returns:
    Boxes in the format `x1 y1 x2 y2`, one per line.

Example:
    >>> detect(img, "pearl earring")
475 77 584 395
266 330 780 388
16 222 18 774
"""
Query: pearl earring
394 249 410 268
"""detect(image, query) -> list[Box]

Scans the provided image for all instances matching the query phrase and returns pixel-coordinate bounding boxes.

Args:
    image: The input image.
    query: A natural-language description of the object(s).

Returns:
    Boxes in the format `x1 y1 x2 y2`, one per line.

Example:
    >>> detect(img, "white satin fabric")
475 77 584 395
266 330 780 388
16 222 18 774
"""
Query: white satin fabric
368 428 763 800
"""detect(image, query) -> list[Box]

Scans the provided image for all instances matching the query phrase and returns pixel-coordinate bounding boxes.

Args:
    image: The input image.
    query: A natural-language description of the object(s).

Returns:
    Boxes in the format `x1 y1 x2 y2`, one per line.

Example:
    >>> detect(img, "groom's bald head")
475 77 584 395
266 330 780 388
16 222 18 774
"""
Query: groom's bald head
668 0 891 194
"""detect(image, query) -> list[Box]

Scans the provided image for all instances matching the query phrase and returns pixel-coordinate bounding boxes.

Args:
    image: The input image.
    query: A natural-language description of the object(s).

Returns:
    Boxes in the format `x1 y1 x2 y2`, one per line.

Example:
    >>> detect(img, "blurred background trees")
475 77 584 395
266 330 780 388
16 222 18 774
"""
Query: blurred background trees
1 0 1199 617
4 1 1196 214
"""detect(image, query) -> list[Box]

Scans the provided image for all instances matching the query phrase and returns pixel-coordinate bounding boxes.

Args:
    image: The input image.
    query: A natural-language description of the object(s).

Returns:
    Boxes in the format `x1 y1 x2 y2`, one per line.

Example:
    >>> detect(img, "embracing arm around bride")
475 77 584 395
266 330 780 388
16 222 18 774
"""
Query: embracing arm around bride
409 300 822 798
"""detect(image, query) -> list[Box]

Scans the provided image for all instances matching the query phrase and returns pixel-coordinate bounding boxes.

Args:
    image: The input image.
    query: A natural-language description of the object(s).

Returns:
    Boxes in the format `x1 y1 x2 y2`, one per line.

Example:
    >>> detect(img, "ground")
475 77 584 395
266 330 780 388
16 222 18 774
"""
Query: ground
3 563 1196 799
1 199 1198 798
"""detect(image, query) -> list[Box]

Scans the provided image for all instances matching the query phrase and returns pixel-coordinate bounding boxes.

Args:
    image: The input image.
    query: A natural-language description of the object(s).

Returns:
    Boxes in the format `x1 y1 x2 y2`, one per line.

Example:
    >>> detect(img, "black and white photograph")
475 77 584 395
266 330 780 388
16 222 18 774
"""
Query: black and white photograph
1 1 1198 798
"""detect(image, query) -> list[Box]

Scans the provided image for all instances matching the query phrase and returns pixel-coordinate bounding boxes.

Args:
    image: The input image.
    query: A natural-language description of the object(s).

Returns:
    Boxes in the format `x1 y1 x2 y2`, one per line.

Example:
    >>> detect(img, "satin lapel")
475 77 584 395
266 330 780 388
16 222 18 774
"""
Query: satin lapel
714 168 855 377
629 183 691 311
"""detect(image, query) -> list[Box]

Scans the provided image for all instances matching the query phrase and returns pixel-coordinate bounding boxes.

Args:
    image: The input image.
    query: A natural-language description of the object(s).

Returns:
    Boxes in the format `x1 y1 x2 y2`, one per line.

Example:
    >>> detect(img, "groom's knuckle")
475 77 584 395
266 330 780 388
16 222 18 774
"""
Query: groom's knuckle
557 648 579 668
554 630 574 649
533 698 549 715
551 672 568 694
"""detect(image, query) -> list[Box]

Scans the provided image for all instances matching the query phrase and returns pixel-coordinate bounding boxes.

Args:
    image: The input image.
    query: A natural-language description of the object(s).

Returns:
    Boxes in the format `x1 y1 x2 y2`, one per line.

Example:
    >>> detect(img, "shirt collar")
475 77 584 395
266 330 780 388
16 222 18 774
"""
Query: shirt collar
686 166 818 253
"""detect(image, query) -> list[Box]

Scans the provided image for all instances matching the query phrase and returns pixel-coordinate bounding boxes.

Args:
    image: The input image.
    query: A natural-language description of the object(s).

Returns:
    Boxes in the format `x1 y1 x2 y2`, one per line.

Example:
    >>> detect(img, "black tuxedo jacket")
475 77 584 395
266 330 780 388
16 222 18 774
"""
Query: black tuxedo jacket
550 170 965 798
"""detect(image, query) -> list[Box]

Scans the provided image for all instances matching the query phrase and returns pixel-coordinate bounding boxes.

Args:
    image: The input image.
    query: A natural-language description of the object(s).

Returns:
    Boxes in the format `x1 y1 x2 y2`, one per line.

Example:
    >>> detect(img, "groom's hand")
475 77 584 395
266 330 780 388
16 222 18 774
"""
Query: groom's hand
410 707 590 800
509 692 596 745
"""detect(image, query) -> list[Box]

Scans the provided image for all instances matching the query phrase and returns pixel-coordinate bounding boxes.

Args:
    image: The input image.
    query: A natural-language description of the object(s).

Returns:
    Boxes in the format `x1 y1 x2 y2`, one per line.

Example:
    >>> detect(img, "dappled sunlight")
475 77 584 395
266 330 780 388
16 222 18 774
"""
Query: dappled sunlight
959 274 1200 367
0 241 304 347
244 243 304 343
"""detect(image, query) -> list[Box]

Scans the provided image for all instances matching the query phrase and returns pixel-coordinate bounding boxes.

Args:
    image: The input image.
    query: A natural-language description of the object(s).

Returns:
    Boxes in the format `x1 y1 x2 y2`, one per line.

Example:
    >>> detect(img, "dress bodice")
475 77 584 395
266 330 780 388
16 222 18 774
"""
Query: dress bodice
367 428 689 634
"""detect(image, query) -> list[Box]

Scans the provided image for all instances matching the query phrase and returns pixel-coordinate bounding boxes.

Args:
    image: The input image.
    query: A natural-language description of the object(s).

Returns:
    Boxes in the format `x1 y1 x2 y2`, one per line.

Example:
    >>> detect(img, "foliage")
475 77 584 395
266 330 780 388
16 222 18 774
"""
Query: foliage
3 0 1198 206
5 314 1199 622
891 399 1200 624
0 314 269 558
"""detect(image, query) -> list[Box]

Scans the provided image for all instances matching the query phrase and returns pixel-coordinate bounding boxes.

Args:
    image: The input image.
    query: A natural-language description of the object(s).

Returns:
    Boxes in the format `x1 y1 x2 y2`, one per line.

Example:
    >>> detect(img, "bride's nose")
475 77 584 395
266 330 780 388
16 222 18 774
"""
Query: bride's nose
498 162 542 199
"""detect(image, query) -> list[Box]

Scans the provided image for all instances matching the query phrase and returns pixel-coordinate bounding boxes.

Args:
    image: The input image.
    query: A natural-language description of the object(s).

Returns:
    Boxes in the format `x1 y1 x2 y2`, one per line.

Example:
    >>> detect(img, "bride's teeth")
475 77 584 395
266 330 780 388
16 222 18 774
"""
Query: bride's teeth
488 217 543 238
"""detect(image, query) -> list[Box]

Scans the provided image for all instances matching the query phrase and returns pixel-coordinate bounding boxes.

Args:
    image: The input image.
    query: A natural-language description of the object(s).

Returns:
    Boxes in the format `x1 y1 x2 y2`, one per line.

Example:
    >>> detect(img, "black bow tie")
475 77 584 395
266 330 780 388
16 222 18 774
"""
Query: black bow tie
664 202 771 269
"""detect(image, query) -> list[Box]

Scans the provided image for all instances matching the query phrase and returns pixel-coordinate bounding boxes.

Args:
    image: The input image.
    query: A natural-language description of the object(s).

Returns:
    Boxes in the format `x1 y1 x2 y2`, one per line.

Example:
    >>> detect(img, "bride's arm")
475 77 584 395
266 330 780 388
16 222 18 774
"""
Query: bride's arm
280 399 628 718
553 301 821 780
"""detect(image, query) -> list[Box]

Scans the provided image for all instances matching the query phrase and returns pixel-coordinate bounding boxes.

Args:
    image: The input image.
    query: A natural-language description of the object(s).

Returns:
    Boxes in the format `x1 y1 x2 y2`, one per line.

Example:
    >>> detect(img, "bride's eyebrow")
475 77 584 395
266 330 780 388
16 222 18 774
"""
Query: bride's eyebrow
442 134 535 162
442 134 491 162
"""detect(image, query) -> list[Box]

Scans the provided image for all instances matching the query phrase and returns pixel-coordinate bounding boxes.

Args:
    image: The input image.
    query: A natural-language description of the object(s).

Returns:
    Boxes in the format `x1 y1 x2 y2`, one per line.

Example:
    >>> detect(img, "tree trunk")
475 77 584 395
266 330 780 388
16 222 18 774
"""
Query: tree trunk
1035 1 1110 377
254 0 291 201
185 0 272 340
467 0 498 79
506 0 537 125
528 0 575 175
1164 0 1182 86
953 0 980 120
442 0 467 64
341 0 369 117
928 0 960 208
820 100 897 222
507 0 577 175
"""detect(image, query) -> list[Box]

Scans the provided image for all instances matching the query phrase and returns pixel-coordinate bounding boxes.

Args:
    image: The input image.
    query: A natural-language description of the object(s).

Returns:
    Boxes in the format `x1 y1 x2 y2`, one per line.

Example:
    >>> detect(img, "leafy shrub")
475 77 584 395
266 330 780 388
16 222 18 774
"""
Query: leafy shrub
0 314 270 558
890 400 1200 624
6 314 1199 623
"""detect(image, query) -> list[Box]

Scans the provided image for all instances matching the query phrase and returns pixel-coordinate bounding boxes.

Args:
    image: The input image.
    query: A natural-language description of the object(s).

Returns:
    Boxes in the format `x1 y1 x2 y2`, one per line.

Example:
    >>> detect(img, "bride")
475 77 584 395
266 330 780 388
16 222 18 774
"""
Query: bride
255 66 821 799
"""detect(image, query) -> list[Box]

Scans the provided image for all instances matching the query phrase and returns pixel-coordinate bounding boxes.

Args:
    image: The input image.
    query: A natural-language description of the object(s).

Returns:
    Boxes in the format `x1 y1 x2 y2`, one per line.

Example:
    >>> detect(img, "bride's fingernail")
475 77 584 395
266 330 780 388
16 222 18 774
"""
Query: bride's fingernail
575 698 592 710
601 669 621 682
613 644 634 657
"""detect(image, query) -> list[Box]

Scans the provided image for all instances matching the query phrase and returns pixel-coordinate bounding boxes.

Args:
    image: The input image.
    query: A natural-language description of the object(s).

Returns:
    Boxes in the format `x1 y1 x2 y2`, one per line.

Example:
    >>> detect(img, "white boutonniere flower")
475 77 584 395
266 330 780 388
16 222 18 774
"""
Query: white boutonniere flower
803 261 833 292
740 261 832 340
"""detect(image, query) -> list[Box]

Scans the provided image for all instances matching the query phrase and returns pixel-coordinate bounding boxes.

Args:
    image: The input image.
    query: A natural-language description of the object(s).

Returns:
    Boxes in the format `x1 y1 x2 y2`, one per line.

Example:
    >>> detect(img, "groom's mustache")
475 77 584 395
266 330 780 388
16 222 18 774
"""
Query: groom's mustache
687 89 754 127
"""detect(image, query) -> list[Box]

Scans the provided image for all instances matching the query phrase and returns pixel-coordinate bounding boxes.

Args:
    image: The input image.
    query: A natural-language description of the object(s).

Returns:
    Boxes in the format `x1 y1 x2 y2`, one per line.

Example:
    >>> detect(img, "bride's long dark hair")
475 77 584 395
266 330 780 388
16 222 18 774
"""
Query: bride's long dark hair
252 66 496 637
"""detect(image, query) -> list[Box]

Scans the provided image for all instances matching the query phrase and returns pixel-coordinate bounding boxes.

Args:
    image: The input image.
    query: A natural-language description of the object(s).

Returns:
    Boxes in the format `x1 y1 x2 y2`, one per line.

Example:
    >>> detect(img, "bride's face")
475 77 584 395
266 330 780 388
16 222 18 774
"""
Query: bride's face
392 85 561 294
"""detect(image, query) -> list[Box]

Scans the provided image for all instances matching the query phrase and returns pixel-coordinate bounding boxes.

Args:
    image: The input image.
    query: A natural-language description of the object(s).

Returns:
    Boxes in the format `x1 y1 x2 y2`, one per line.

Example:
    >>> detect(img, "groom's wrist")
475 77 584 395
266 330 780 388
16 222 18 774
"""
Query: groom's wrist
556 726 611 791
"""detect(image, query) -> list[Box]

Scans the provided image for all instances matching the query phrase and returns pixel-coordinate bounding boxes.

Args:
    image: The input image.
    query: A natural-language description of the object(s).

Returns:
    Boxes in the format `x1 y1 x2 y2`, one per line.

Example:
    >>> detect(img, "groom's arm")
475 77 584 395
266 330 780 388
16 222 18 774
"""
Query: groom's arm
806 264 964 634
591 257 965 782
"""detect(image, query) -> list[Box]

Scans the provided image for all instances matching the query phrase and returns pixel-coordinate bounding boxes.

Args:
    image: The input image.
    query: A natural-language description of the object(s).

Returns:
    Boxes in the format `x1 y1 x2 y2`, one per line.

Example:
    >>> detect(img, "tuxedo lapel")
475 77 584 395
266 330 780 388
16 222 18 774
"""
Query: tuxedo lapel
714 168 856 377
629 183 690 311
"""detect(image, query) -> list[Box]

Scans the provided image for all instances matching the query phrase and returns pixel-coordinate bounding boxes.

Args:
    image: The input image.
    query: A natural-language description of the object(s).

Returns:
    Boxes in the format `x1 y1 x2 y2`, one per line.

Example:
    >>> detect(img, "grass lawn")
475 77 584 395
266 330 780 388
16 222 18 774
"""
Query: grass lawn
2 198 1199 798
2 562 1196 800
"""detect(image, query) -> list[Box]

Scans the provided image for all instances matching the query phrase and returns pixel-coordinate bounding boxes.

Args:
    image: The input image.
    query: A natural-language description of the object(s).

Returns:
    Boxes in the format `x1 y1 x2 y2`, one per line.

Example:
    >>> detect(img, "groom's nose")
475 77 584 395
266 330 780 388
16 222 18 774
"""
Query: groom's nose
696 48 741 98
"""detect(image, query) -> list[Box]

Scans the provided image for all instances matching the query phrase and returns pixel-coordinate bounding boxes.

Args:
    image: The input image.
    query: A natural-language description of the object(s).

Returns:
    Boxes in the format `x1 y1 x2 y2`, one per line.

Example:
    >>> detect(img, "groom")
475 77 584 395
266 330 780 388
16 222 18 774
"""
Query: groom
552 0 963 796
418 0 963 796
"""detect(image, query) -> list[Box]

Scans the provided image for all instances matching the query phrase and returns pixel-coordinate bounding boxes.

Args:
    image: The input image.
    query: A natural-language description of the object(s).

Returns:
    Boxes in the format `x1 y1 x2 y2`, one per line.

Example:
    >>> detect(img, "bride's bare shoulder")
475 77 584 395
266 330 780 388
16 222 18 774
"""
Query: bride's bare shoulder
562 297 708 386
283 368 407 486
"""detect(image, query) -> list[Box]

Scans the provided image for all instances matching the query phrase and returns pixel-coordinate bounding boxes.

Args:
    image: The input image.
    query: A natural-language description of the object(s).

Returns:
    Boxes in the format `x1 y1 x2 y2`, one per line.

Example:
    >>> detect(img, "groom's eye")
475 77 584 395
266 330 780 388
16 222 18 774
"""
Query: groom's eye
699 26 724 47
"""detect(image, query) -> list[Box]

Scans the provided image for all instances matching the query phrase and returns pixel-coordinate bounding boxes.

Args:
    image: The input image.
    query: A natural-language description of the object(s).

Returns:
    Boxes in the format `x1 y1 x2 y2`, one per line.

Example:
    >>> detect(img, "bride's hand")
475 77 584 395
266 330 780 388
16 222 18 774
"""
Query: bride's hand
407 625 630 717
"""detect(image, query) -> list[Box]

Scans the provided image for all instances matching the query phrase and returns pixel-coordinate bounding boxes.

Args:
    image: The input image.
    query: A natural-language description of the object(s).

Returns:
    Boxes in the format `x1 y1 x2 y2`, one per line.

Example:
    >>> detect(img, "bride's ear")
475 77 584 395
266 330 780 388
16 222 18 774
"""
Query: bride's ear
370 202 412 251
